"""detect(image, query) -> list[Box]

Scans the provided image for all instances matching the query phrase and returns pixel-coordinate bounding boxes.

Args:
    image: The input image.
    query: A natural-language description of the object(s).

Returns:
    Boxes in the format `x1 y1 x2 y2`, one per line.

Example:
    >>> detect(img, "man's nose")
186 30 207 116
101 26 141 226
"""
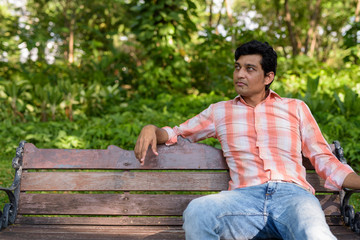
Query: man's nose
236 68 246 78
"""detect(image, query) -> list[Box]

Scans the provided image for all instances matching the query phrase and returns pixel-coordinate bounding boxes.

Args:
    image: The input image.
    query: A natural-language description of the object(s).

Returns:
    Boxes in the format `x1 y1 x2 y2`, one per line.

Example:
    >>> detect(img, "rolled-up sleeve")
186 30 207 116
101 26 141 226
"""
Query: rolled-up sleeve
161 104 216 146
162 126 178 146
299 101 354 190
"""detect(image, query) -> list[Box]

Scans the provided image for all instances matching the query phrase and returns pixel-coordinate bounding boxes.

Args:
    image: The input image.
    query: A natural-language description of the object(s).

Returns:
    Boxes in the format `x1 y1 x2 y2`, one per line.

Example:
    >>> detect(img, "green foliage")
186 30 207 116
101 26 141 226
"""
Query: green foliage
189 28 233 95
129 0 198 97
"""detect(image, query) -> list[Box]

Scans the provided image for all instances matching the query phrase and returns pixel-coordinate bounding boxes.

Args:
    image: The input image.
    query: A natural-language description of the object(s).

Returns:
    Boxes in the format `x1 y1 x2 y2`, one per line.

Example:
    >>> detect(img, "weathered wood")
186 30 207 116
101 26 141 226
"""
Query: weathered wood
1 225 358 240
317 194 341 216
22 142 323 171
0 225 185 240
22 138 227 170
302 156 314 170
329 226 360 239
20 171 230 191
15 216 184 226
18 193 341 216
20 171 331 192
23 141 336 171
15 215 344 227
18 193 195 216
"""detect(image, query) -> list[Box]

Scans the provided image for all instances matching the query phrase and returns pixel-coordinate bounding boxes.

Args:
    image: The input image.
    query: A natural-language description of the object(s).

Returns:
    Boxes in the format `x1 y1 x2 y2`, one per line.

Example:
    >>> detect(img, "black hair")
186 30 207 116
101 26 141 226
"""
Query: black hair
234 40 277 90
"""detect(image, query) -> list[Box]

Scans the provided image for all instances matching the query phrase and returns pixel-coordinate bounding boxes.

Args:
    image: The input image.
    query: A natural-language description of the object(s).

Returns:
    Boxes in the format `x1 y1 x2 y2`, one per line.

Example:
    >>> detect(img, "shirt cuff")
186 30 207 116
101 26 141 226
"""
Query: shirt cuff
324 163 355 190
162 126 178 146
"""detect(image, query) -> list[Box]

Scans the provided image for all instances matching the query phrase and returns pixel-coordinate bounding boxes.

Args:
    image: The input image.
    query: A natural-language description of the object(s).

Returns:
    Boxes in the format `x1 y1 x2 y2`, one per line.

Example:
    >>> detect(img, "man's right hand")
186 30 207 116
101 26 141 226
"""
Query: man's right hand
135 125 158 165
134 125 168 165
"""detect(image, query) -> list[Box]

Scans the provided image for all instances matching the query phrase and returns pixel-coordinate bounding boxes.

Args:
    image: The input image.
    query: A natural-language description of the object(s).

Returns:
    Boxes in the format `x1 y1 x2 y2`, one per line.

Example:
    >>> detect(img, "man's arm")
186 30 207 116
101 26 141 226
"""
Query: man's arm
298 101 356 190
134 125 168 165
343 172 360 189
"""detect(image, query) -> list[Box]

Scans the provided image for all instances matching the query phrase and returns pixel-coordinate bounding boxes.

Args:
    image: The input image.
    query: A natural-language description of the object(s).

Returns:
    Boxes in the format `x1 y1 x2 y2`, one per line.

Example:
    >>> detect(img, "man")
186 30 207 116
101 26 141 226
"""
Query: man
134 40 360 239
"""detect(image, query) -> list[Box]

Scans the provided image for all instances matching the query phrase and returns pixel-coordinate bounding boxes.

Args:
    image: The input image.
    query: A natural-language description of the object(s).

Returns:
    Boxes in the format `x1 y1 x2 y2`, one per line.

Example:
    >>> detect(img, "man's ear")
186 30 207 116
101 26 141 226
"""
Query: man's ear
265 72 275 85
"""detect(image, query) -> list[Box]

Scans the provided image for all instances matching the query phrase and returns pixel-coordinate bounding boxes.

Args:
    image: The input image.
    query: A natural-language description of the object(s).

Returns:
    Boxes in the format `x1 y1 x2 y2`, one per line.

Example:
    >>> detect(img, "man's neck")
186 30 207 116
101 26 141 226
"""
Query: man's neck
241 90 270 107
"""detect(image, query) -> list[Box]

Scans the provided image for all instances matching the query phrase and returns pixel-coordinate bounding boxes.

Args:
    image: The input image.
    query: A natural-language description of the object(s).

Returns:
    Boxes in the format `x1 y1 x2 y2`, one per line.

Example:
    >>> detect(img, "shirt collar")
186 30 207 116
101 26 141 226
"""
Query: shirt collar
233 89 282 105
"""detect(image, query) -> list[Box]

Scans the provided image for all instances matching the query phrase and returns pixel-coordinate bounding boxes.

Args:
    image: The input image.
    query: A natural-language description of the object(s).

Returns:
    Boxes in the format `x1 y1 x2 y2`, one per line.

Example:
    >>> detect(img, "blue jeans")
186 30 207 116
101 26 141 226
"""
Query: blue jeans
183 181 336 240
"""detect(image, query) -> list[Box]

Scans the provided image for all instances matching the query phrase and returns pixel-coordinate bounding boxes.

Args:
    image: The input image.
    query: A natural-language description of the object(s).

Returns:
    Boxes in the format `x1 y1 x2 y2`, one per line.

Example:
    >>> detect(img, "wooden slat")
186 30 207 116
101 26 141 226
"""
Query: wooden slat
15 216 183 226
18 193 341 217
330 226 360 239
20 171 230 191
306 172 327 192
15 215 343 227
1 225 359 240
326 216 343 226
22 141 340 171
18 193 195 216
20 171 332 192
318 194 341 216
22 137 227 170
0 225 185 240
302 156 314 170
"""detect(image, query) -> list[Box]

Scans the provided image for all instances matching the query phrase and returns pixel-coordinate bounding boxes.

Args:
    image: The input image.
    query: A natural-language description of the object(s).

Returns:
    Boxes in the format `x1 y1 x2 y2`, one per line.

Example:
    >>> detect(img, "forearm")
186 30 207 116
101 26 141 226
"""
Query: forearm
342 172 360 189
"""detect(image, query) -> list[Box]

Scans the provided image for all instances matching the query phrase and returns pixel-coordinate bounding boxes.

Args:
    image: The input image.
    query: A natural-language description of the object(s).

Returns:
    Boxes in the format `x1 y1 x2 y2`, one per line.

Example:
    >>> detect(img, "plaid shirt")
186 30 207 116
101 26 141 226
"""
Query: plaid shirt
163 90 354 194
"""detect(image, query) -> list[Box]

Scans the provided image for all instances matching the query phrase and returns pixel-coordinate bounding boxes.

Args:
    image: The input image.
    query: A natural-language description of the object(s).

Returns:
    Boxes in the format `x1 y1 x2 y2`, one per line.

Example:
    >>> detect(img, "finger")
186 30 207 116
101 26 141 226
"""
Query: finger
134 139 141 161
151 138 158 156
136 137 147 163
140 140 148 163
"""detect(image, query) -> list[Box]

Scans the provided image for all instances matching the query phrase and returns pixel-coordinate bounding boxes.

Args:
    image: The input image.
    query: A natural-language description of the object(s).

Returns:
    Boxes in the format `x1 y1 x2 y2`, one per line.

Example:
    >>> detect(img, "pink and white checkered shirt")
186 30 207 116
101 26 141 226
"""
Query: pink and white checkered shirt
163 90 354 194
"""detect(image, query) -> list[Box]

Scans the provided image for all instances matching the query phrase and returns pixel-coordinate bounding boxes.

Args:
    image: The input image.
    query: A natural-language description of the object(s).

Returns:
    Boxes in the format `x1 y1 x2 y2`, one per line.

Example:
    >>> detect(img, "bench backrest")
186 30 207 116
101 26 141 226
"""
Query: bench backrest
16 137 343 227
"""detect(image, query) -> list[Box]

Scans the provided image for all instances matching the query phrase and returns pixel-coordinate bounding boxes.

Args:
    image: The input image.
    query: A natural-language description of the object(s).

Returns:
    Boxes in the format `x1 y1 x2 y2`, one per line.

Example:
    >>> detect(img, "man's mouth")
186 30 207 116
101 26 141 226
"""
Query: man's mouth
235 81 246 87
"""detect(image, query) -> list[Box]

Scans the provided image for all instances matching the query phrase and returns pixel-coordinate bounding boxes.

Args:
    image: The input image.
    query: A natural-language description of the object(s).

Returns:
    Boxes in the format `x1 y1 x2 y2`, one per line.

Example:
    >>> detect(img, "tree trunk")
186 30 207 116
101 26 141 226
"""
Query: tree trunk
68 16 75 63
355 0 360 22
309 31 318 58
65 93 74 122
51 105 56 121
209 0 213 27
65 104 73 121
284 0 298 56
215 0 225 34
225 0 236 49
305 0 321 56
11 98 25 122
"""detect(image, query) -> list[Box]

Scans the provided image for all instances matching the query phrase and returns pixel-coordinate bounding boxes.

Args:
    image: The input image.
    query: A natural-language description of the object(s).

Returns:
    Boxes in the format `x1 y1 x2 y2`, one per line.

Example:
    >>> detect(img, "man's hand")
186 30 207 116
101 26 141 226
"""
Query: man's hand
134 125 168 165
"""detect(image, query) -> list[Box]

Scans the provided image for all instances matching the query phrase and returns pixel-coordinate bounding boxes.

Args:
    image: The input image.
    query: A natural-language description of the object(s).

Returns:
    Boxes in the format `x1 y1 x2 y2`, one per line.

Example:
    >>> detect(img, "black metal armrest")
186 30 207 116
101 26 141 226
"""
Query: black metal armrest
341 189 360 234
0 141 25 231
333 140 360 235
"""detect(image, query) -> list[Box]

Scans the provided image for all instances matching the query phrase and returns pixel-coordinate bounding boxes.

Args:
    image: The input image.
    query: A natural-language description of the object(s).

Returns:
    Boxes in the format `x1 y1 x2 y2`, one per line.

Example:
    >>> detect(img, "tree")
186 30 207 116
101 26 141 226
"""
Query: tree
23 0 129 64
232 0 357 60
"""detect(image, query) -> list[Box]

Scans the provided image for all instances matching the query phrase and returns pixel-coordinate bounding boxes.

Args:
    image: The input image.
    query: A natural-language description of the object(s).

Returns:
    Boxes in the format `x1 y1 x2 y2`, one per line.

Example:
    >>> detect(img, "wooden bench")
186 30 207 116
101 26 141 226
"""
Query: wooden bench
0 137 359 239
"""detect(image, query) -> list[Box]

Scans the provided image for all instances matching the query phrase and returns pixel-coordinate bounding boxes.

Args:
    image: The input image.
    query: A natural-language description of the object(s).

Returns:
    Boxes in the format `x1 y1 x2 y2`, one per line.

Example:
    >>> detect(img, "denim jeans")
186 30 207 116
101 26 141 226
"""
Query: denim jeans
183 181 336 240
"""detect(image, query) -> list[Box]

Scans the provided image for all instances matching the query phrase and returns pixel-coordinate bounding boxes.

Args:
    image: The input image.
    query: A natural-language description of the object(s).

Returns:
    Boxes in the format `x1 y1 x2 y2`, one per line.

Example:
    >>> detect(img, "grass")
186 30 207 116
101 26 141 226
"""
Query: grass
0 155 15 217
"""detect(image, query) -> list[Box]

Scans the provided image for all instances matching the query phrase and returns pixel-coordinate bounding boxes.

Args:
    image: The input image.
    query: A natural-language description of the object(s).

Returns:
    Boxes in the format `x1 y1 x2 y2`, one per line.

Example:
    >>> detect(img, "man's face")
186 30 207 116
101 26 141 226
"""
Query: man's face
233 54 273 104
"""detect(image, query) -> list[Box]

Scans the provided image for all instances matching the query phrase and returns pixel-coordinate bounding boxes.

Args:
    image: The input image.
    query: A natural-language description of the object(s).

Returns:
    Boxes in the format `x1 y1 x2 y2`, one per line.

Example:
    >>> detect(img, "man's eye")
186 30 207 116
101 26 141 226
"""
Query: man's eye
247 67 254 71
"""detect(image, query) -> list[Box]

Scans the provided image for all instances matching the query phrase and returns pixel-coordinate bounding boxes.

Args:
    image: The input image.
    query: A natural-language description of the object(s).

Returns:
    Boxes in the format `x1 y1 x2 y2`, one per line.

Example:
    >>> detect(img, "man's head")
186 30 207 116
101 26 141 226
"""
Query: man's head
234 40 277 90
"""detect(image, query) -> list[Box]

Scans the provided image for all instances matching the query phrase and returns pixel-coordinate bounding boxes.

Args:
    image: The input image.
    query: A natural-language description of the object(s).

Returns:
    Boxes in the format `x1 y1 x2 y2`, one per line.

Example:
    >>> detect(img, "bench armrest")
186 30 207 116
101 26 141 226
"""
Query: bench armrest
341 189 360 234
0 141 25 230
333 141 360 234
